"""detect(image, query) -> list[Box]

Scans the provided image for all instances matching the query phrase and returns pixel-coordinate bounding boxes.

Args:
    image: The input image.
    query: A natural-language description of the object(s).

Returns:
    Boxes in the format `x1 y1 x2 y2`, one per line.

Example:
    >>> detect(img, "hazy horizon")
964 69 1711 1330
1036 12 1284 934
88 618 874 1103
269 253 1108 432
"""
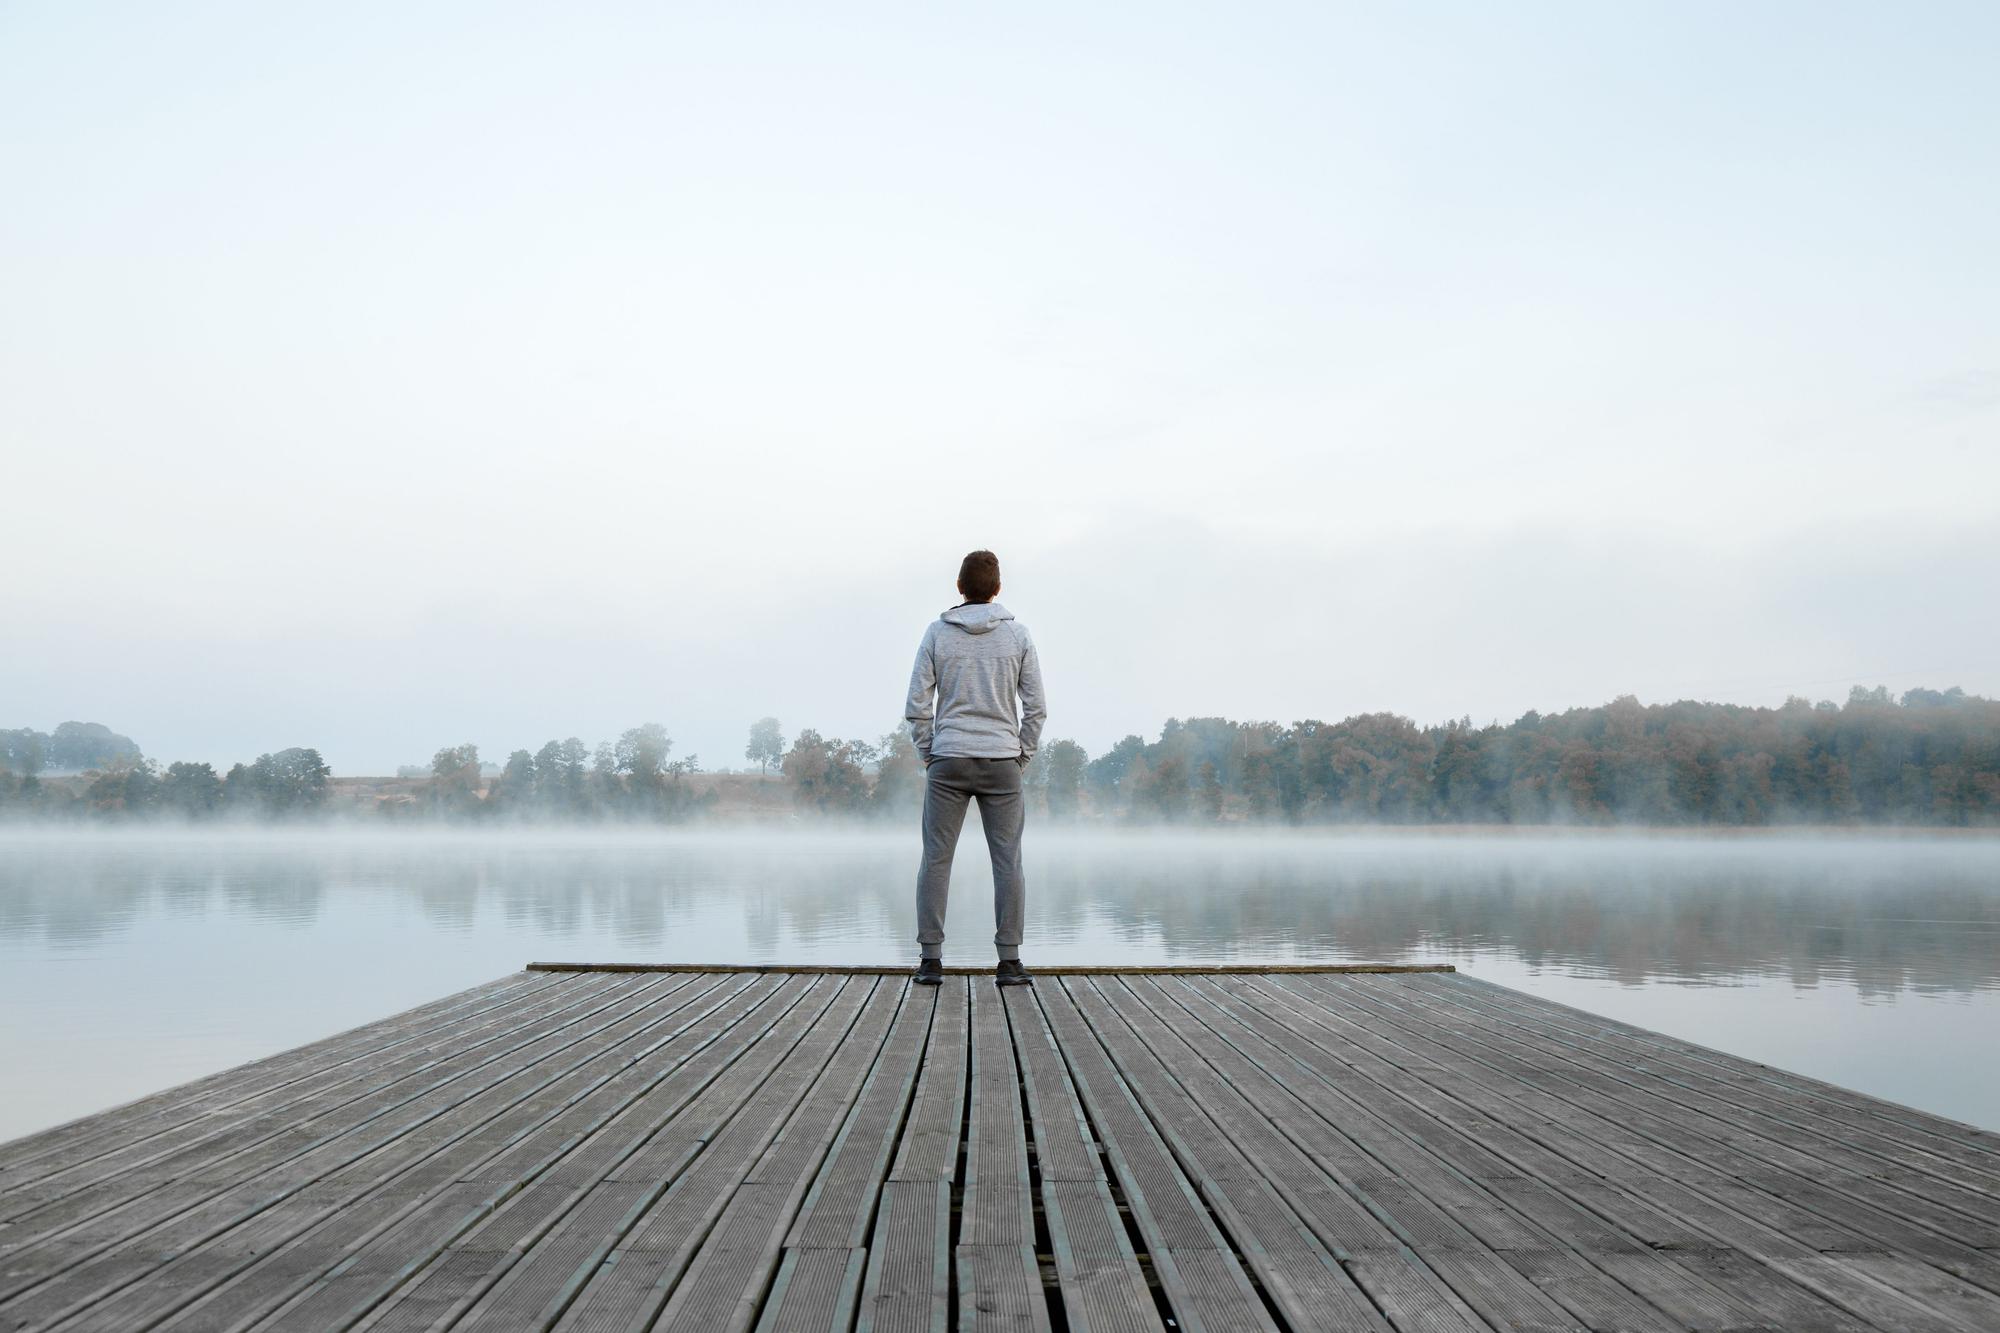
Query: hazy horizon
5 2 1996 773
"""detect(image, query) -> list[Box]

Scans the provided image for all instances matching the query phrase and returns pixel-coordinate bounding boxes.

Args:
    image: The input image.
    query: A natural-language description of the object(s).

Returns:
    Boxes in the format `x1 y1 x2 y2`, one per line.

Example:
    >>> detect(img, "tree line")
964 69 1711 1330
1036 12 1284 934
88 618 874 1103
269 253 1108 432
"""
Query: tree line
3 686 1996 825
410 726 704 821
0 724 710 823
1 722 142 775
1052 686 1999 827
0 746 331 819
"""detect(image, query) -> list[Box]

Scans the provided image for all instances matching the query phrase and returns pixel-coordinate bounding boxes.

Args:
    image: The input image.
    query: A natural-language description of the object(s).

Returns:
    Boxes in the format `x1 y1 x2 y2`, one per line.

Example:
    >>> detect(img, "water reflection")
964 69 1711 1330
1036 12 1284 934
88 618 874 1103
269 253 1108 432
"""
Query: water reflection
2 829 1996 1138
4 830 1994 991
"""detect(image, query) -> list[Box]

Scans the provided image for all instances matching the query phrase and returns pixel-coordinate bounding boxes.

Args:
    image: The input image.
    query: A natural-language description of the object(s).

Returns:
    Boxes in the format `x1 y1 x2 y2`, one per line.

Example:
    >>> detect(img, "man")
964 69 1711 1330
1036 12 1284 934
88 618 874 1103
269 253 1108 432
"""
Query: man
904 549 1046 986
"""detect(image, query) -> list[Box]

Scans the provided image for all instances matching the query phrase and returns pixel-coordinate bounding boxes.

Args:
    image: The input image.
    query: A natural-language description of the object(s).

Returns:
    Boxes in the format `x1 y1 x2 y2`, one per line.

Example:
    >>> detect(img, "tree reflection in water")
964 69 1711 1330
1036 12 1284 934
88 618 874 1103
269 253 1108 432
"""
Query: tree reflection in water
2 829 1994 993
3 828 1997 1139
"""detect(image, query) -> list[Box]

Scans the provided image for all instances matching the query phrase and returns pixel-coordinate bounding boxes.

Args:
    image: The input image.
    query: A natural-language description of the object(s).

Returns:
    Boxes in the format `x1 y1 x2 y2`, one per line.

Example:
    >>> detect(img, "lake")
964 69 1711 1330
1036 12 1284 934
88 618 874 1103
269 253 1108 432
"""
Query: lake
2 826 1997 1141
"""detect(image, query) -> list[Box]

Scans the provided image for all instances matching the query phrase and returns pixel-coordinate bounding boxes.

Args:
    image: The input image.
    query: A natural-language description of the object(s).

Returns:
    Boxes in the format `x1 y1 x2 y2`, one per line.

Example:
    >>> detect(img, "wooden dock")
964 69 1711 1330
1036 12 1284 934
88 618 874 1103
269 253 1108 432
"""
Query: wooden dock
4 968 2000 1332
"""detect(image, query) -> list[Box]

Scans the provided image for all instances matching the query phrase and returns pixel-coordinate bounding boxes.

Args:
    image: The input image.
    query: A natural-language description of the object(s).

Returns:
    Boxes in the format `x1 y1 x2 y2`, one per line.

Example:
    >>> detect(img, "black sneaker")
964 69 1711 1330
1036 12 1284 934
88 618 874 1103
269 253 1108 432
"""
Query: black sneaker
913 957 944 986
995 959 1033 987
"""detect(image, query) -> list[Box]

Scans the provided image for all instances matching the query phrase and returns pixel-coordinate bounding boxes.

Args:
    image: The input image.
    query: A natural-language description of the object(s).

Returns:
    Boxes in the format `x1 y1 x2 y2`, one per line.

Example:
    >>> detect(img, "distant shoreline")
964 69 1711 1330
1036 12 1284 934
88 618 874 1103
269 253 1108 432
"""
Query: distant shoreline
9 688 1999 828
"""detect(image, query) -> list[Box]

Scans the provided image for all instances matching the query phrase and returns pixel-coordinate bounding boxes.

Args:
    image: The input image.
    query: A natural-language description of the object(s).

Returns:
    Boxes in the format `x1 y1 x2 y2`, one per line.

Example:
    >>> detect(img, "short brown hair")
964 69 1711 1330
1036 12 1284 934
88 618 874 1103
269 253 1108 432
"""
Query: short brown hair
957 549 1000 602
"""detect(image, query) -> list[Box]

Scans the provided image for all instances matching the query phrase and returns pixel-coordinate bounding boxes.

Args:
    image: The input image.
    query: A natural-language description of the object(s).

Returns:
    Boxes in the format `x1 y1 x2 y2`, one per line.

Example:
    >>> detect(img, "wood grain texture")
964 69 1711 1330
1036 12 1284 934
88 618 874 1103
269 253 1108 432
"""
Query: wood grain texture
4 965 1994 1333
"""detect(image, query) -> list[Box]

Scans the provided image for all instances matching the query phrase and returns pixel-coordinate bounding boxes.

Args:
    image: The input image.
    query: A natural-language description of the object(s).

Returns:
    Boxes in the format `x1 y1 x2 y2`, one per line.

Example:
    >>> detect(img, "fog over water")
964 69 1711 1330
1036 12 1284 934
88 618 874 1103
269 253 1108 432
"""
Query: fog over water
3 827 1996 1140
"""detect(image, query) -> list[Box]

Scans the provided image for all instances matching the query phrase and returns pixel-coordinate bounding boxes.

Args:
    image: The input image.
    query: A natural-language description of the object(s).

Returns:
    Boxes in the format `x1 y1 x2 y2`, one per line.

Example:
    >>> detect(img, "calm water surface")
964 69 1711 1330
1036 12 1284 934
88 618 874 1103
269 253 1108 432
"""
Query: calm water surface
3 827 1998 1140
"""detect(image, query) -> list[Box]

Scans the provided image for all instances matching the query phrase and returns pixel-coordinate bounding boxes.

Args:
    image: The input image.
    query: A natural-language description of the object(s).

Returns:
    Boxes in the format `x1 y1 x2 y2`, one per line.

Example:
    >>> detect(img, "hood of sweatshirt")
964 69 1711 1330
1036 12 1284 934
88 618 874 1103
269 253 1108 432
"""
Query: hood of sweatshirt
940 601 1014 635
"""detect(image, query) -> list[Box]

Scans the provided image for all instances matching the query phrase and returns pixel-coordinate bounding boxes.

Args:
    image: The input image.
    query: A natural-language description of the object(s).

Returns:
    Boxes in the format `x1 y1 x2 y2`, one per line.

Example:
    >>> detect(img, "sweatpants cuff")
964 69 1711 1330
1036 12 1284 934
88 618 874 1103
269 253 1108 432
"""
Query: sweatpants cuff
996 946 1020 962
920 944 942 960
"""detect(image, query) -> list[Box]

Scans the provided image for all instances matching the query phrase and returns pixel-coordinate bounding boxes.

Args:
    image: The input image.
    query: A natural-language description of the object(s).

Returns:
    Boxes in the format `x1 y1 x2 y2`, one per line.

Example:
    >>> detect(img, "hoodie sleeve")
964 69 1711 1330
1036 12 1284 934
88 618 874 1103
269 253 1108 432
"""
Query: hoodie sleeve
1015 624 1047 759
904 625 937 760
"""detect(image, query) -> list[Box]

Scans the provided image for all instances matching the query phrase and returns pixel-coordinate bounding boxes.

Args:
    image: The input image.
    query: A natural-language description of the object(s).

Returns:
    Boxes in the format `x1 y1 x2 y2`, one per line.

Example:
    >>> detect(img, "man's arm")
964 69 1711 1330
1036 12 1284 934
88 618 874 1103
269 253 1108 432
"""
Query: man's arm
904 628 937 761
1016 625 1046 760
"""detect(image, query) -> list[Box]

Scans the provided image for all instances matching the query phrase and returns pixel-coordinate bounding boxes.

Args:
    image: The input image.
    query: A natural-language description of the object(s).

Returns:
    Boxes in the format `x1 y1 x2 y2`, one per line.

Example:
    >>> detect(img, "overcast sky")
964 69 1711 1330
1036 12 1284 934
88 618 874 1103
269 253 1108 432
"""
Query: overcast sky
4 1 1996 774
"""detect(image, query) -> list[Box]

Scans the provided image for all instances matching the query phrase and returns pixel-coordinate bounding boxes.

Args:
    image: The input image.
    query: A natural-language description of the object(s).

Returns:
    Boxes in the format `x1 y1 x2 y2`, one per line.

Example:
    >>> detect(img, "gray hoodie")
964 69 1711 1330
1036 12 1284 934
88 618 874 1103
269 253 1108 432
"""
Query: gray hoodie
905 602 1046 763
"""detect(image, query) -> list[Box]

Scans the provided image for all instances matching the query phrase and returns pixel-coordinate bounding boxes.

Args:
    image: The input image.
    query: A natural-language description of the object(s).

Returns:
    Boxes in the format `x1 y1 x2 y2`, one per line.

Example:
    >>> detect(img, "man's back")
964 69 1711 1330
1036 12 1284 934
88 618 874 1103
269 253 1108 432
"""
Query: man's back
906 601 1046 763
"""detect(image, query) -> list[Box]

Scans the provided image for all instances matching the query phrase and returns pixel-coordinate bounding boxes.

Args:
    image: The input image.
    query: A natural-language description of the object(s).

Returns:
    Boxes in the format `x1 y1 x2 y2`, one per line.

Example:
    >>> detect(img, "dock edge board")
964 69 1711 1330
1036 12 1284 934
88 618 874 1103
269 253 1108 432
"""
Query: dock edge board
524 961 1458 974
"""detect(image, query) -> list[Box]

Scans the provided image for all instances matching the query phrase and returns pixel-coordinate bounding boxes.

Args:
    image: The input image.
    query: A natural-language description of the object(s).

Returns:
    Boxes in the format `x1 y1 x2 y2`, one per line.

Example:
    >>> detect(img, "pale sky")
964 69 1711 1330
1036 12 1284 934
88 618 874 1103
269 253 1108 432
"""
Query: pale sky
4 1 1996 774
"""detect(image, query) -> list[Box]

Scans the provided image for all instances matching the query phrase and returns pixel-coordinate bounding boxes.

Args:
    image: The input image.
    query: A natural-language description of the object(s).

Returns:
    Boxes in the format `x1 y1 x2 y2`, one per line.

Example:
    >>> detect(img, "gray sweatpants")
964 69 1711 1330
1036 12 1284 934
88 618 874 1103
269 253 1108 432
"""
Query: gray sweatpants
916 756 1025 961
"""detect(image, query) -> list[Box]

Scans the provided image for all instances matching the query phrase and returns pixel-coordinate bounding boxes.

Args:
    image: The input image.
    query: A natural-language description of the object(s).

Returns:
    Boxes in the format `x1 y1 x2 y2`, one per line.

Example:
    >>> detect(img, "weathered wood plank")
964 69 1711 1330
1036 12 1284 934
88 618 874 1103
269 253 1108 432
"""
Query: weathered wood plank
858 977 967 1333
757 1246 867 1333
1299 975 2000 1333
783 986 936 1248
752 982 936 1333
1418 972 2000 1206
960 983 1033 1250
649 982 907 1333
1209 973 1874 1333
5 965 1999 1333
338 975 841 1332
1002 987 1155 1333
884 978 968 1187
1075 976 1513 1333
752 980 936 1328
1393 976 2000 1306
78 975 741 1331
1128 975 1711 1333
1346 975 2000 1298
857 1180 951 1333
1447 971 2000 1162
1344 972 2000 1320
955 1243 1050 1333
1033 979 1281 1333
543 977 877 1331
0 975 663 1326
148 973 778 1332
956 981 1045 1333
0 973 598 1229
328 986 798 1333
0 972 556 1181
